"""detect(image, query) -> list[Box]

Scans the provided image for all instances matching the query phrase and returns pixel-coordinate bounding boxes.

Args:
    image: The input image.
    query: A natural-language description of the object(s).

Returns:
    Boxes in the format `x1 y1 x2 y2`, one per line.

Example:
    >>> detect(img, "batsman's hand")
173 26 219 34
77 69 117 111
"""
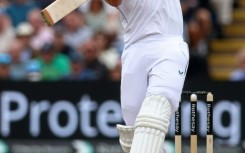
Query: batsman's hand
105 0 122 7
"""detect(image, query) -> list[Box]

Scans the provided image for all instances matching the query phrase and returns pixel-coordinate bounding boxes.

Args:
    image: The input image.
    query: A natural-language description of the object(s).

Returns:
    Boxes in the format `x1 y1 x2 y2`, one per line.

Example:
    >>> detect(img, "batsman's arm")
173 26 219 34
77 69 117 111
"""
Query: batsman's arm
105 0 122 7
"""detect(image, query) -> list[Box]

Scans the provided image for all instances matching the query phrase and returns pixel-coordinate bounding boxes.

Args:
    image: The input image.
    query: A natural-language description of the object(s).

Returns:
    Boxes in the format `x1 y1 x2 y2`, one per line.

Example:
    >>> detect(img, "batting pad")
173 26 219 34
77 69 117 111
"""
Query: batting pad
117 124 134 153
130 95 172 153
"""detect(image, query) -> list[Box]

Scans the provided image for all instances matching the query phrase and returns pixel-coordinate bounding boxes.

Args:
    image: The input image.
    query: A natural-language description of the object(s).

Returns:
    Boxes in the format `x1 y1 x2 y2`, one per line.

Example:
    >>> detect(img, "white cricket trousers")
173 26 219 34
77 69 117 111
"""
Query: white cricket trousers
121 36 189 126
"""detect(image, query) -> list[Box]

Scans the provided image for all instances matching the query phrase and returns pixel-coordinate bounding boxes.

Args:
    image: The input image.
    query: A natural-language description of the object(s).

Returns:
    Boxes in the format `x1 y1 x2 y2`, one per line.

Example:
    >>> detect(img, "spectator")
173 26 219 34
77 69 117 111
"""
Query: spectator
198 0 212 9
36 0 55 9
36 43 71 81
230 48 245 81
0 53 11 80
80 39 109 80
104 12 124 54
84 0 108 32
15 22 34 61
79 0 118 15
109 60 122 81
0 0 9 8
6 0 37 27
53 26 77 58
195 8 213 40
182 0 213 10
93 31 120 71
25 59 41 81
8 39 27 80
211 0 234 25
28 9 54 52
63 10 93 50
0 11 15 53
63 54 96 80
185 8 213 79
181 0 194 41
187 9 212 56
181 0 217 38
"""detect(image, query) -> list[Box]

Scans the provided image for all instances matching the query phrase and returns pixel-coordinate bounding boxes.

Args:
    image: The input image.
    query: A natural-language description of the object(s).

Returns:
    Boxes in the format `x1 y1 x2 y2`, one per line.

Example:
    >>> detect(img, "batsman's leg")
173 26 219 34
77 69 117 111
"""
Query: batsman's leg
117 125 134 153
130 95 171 153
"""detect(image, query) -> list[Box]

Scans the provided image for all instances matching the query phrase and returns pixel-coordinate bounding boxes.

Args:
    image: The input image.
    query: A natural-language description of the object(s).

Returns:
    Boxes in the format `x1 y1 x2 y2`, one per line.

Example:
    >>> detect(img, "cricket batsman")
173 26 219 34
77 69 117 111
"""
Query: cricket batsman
105 0 189 152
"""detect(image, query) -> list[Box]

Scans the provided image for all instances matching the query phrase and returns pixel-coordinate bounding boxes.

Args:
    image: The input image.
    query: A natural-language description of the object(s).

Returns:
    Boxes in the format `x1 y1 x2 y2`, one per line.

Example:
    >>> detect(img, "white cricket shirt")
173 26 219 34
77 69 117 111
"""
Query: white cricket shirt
118 0 183 48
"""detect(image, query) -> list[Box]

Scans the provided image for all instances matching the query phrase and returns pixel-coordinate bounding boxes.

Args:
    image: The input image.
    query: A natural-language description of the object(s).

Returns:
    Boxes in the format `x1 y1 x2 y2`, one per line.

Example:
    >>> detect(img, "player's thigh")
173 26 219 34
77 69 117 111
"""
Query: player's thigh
121 70 147 125
120 47 148 126
146 41 189 111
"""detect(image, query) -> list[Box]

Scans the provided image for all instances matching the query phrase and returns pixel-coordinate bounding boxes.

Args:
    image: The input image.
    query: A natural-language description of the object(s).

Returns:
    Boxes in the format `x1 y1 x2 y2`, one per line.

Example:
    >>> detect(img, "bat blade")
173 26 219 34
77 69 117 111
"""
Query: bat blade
41 0 88 26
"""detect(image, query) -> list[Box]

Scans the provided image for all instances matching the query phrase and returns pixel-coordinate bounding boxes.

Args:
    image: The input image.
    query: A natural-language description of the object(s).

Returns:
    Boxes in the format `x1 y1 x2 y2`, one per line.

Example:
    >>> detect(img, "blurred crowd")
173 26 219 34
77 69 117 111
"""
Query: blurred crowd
181 0 239 79
0 0 240 81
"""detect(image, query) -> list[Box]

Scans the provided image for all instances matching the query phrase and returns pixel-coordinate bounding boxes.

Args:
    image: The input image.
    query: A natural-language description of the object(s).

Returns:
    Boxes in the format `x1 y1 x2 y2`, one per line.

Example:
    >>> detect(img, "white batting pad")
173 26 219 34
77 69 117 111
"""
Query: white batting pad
117 124 134 153
130 95 172 153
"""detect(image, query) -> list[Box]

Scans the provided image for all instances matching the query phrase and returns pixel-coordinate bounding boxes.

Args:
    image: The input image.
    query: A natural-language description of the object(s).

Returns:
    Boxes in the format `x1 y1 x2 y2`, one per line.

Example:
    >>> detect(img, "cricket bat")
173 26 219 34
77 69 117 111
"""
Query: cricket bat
41 0 88 26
